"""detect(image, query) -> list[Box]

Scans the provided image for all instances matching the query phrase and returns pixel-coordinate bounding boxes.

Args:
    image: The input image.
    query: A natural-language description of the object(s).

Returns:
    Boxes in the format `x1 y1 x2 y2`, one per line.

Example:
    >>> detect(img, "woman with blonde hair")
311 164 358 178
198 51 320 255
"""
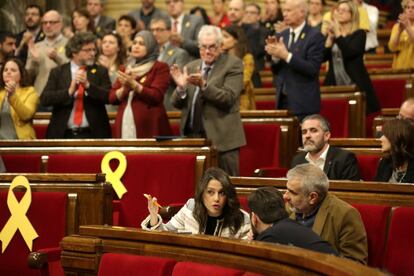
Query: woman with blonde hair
323 0 379 115
388 0 414 69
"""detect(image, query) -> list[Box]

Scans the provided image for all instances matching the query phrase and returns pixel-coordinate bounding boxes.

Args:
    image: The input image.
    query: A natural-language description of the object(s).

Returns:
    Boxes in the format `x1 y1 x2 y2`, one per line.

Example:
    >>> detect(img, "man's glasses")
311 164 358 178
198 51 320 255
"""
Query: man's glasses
41 20 60 25
150 28 167 33
199 43 219 52
80 48 97 53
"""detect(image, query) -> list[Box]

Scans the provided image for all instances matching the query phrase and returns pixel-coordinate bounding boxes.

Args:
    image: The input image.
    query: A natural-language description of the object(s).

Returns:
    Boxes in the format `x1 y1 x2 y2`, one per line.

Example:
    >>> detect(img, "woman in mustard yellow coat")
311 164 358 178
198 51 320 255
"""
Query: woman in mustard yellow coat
0 58 39 139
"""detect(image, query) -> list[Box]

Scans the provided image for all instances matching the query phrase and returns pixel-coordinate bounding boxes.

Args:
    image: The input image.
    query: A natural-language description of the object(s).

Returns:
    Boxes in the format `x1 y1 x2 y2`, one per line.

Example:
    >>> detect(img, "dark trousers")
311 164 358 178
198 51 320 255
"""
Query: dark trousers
218 148 240 176
64 127 93 139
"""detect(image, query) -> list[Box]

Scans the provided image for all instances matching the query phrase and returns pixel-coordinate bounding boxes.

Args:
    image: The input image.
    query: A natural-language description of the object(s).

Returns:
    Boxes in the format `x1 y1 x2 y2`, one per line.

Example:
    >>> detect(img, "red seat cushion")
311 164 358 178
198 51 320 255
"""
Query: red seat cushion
320 98 349 137
98 253 176 276
356 155 381 181
0 191 67 276
351 203 391 268
384 207 414 276
240 124 280 176
255 100 275 110
372 79 406 109
33 124 48 139
172 262 244 276
2 154 43 173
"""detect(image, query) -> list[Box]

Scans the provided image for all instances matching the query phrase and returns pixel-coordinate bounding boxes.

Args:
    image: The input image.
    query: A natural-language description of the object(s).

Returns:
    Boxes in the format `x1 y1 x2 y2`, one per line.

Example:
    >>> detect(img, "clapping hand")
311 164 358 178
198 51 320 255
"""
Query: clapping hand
187 69 204 88
265 36 289 60
170 64 189 89
5 81 17 97
117 70 138 89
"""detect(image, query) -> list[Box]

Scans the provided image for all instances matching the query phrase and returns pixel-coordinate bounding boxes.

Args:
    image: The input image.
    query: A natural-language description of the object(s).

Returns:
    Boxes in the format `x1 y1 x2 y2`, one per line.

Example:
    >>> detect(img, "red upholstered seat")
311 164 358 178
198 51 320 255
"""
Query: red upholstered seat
2 154 43 173
172 261 244 276
0 191 67 276
238 196 249 212
320 98 349 137
351 204 391 268
255 100 275 110
240 124 281 176
355 155 381 181
33 124 48 139
371 79 406 109
170 122 181 136
46 154 197 227
384 207 414 276
98 253 176 276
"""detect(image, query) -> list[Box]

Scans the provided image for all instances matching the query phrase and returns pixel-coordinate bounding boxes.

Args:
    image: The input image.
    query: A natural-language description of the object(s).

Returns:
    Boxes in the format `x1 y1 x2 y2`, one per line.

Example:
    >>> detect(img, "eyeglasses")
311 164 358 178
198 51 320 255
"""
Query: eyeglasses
165 0 181 4
150 28 167 33
199 43 219 52
41 20 60 25
245 10 259 15
336 8 351 13
80 48 97 53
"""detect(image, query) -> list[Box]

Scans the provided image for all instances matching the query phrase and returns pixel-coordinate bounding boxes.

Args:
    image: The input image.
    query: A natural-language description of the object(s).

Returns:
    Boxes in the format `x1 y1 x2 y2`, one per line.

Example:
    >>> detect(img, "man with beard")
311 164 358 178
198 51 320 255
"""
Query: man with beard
284 164 368 264
291 114 360 181
129 0 168 30
15 4 45 65
40 32 111 139
248 186 338 255
0 31 16 68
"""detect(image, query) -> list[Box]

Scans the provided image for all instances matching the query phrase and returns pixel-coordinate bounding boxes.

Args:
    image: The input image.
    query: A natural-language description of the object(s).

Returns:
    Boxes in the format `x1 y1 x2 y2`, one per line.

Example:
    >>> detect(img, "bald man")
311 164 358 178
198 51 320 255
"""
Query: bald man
265 0 324 120
26 10 69 110
228 0 245 25
399 98 414 120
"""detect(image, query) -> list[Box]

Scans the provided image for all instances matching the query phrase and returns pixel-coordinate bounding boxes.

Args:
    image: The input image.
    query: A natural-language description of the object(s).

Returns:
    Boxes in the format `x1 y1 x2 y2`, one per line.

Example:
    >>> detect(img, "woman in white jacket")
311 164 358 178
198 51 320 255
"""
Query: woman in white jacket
141 167 250 239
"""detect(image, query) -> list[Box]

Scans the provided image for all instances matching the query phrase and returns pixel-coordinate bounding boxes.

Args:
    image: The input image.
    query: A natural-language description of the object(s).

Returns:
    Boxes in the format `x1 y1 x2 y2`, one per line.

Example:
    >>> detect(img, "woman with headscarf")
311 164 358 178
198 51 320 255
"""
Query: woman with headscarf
109 30 172 138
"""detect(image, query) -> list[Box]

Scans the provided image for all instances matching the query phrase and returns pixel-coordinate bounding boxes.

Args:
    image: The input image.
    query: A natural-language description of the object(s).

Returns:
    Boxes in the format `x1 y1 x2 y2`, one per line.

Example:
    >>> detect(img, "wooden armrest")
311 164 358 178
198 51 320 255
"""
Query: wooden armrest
28 247 61 269
253 167 288 178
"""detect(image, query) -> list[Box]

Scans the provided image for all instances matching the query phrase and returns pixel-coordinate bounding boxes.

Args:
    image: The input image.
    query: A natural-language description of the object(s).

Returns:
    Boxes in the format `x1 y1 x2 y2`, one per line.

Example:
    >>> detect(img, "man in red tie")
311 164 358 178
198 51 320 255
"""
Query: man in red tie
40 32 112 138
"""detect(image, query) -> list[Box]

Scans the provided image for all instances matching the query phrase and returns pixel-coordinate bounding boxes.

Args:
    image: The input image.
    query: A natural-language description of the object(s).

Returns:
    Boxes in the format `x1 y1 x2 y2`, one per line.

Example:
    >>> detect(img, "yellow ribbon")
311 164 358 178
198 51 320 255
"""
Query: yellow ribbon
101 151 127 199
0 176 39 253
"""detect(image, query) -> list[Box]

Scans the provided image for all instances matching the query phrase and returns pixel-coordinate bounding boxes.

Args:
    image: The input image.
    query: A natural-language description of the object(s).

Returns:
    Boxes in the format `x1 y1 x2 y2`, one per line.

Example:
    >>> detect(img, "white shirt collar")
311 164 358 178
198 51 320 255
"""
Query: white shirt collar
305 144 330 171
289 21 306 43
171 14 184 34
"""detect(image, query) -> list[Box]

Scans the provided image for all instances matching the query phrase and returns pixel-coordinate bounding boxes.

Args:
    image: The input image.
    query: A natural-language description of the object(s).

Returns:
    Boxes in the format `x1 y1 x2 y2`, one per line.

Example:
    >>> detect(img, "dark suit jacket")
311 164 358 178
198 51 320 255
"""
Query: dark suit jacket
271 24 324 116
323 30 380 114
15 29 45 65
255 218 338 255
291 146 361 181
40 62 111 138
171 53 246 152
109 61 172 138
180 14 203 58
374 157 414 183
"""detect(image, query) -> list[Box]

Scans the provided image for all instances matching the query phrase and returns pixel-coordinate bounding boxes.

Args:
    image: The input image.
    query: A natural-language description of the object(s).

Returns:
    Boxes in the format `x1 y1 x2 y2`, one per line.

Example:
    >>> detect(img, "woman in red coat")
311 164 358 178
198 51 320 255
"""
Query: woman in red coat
109 30 172 138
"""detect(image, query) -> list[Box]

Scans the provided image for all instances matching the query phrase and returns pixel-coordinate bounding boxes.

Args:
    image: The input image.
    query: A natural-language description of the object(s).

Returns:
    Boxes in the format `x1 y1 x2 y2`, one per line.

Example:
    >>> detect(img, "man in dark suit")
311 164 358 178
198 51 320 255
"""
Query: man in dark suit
129 0 168 30
265 0 324 121
41 32 111 139
248 186 338 255
291 114 360 181
87 0 116 37
150 16 191 111
284 164 368 264
15 4 45 66
166 0 203 58
171 25 246 176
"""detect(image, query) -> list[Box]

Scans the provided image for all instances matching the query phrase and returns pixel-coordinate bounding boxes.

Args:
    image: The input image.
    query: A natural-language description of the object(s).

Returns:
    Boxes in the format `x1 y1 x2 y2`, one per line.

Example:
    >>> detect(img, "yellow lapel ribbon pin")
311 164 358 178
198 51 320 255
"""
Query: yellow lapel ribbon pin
185 21 190 28
300 33 305 39
0 176 39 253
101 151 127 199
167 49 174 56
91 68 97 74
139 76 146 84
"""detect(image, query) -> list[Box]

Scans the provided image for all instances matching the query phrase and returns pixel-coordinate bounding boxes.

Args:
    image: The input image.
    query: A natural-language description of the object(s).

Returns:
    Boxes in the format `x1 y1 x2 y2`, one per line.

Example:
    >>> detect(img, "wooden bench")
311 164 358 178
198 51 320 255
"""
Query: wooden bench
254 85 366 137
372 108 398 137
0 173 112 231
60 225 382 275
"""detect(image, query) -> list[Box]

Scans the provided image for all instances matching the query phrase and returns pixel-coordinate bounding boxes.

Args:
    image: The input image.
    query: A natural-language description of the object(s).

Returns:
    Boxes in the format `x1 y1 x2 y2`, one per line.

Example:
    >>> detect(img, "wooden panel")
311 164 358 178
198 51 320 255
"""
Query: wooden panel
60 225 383 276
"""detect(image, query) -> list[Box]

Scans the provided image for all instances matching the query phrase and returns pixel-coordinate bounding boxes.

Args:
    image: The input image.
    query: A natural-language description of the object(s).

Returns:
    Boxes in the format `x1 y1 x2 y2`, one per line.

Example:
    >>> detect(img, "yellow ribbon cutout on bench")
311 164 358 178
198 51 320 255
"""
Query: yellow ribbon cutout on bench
0 175 39 253
101 151 127 199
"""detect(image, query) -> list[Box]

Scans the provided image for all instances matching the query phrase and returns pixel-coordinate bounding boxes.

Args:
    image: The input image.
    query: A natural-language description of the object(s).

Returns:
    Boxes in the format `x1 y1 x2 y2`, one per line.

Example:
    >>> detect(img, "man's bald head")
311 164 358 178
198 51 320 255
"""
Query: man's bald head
42 10 63 39
228 0 245 25
399 98 414 120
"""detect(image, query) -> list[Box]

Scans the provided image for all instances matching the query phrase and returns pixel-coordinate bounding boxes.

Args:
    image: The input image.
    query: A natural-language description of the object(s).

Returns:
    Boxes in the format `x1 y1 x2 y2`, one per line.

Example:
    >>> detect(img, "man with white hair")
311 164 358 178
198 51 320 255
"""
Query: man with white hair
284 164 368 264
265 0 324 121
170 25 246 176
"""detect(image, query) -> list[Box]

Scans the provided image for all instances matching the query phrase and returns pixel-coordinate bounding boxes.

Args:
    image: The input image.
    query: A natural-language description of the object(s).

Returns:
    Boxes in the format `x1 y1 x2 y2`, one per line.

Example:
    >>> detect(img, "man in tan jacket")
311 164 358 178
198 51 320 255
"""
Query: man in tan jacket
283 163 368 264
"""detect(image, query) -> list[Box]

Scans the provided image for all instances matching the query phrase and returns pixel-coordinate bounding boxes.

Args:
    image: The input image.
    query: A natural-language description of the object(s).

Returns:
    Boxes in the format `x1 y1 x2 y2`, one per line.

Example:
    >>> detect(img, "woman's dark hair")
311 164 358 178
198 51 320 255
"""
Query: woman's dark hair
223 25 251 59
118 14 137 30
383 118 414 169
72 8 95 34
0 57 30 88
193 167 244 236
190 6 211 25
100 31 127 67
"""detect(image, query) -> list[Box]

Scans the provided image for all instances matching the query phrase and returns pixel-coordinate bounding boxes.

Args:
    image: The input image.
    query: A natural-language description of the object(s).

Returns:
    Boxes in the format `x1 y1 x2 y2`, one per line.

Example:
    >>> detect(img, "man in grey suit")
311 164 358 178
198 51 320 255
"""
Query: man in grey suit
171 25 246 176
87 0 116 37
129 0 168 30
166 0 203 58
150 16 191 111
